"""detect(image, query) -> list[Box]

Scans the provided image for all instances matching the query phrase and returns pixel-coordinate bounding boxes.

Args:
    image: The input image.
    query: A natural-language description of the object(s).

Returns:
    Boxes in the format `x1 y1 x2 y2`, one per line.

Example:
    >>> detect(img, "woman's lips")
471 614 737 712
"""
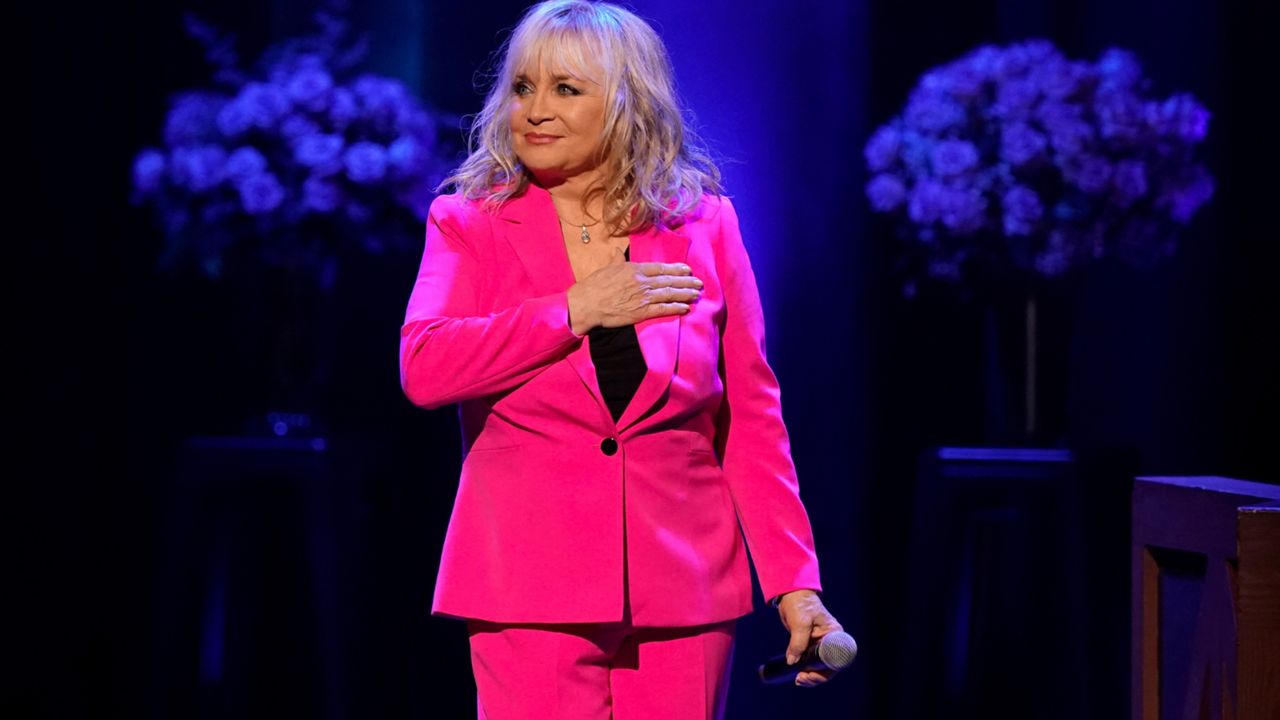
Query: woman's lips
524 133 561 145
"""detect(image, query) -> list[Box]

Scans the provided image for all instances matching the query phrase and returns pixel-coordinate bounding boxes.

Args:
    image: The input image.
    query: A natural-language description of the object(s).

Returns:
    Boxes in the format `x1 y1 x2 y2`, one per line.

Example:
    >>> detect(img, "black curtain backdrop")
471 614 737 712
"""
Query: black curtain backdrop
20 0 1273 717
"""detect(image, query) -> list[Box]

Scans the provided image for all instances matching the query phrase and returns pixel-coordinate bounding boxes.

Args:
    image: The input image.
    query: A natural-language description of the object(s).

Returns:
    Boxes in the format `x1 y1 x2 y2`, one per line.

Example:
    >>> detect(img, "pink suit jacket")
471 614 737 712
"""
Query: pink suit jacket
399 182 823 627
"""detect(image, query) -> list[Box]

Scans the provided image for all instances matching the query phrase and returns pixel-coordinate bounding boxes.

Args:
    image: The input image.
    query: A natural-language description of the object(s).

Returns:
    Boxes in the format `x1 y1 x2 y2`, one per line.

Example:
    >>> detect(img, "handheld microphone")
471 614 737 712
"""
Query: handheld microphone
757 630 858 684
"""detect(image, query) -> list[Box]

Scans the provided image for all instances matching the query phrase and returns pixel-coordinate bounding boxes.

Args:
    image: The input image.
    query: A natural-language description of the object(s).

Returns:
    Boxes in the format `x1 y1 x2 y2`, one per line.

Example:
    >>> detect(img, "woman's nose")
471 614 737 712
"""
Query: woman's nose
527 89 553 123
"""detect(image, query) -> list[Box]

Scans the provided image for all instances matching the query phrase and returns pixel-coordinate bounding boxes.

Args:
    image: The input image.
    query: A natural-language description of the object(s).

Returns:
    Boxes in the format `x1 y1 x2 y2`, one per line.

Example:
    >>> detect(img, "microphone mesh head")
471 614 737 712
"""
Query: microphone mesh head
816 631 858 670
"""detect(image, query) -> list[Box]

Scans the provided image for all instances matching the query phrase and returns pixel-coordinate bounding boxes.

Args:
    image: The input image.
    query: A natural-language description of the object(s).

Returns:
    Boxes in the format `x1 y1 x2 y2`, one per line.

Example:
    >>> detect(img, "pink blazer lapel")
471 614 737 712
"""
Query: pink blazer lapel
497 183 691 434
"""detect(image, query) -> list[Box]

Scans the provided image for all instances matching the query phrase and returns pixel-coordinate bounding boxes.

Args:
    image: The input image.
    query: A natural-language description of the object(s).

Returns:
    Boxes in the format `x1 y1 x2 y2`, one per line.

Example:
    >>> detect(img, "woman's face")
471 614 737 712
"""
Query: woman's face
508 56 608 184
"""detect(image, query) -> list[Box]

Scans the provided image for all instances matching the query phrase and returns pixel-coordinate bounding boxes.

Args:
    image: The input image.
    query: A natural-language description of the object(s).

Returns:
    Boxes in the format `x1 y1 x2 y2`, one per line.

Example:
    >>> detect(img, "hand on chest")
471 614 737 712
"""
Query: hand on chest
563 231 631 284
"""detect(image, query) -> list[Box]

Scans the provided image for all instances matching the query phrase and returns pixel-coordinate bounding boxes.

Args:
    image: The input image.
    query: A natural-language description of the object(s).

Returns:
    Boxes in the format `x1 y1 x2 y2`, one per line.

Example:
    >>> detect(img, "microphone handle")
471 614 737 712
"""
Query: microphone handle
757 645 828 684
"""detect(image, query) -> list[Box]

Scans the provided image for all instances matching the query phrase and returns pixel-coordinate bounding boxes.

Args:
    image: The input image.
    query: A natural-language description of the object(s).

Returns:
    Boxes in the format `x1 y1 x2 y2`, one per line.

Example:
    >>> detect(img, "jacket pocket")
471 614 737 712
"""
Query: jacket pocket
670 428 717 458
466 442 523 455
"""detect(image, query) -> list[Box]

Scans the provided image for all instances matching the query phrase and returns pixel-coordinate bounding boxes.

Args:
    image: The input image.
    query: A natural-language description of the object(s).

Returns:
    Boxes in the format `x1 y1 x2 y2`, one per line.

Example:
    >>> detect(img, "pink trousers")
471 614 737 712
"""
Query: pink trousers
466 616 737 719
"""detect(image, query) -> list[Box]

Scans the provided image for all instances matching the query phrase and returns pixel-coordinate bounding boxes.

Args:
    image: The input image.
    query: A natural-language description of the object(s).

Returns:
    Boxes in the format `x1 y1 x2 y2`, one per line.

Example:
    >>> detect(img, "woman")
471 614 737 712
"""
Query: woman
399 1 843 716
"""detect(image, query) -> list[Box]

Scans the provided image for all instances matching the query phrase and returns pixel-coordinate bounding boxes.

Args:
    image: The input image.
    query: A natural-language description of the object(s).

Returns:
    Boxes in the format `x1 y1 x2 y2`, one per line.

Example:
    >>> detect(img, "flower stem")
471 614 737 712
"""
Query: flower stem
1025 293 1038 439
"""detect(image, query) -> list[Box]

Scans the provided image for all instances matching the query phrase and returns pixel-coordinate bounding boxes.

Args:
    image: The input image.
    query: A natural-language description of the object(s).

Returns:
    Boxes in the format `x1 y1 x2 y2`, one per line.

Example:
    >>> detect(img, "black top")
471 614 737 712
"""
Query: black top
588 246 648 423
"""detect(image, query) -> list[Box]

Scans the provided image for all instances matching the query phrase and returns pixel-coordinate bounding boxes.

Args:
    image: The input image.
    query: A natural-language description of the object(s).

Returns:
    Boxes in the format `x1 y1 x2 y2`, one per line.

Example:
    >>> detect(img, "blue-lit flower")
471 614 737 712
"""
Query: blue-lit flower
866 174 907 212
128 6 541 284
237 172 285 214
963 45 1003 79
1097 48 1143 91
1160 164 1215 223
1034 229 1075 276
170 145 227 192
938 186 987 234
388 135 430 177
999 122 1048 167
224 146 268 183
1030 58 1092 101
993 78 1039 120
133 148 167 195
216 99 254 139
1147 93 1210 143
1095 90 1146 145
343 141 388 184
908 179 947 225
239 81 291 130
1039 102 1095 156
285 61 334 113
864 126 901 172
353 74 409 123
303 175 344 213
861 39 1214 290
293 133 345 175
930 139 980 178
1002 185 1043 236
905 88 967 134
329 87 359 130
921 64 984 100
1062 155 1113 194
1112 160 1148 207
164 92 225 146
280 114 321 141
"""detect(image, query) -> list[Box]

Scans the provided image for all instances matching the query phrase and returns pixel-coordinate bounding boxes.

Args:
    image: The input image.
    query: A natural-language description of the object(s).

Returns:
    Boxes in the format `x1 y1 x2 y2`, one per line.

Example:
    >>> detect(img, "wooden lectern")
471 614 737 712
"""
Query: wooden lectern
1131 476 1280 720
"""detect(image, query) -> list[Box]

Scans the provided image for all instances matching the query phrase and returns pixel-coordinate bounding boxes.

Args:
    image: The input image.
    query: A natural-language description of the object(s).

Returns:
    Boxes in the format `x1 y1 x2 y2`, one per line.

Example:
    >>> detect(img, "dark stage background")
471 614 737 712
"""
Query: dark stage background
19 0 1274 718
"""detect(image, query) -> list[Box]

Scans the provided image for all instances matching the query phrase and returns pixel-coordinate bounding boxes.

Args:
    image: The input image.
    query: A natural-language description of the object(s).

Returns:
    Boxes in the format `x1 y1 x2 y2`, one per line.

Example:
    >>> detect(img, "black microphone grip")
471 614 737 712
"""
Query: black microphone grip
757 630 858 684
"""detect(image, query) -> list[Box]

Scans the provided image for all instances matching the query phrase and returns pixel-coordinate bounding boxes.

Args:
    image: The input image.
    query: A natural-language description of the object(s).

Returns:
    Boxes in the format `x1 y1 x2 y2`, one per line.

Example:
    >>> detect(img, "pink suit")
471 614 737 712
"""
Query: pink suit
399 182 823 629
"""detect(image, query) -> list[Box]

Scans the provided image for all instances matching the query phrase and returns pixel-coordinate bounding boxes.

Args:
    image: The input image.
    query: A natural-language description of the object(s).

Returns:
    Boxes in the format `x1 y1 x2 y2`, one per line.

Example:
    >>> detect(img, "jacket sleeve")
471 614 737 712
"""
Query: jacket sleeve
711 195 824 606
399 195 587 410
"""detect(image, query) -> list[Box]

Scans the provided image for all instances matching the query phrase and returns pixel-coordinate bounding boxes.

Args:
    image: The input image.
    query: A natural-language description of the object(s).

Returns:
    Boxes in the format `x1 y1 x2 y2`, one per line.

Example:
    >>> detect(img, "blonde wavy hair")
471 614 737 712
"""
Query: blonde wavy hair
435 0 724 233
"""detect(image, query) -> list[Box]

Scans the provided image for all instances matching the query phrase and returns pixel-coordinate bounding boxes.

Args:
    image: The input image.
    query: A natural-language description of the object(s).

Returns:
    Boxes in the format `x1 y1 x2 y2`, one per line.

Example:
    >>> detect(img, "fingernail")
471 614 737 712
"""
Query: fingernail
786 654 797 665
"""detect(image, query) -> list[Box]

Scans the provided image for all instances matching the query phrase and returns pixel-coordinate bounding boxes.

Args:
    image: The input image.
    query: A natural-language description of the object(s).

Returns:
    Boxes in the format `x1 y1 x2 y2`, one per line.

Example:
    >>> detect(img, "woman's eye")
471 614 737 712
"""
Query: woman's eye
511 81 579 96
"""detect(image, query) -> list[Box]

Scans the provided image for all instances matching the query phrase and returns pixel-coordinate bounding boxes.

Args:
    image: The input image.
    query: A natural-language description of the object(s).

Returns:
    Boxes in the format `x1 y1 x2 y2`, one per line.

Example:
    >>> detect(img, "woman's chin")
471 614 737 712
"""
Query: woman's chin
525 166 592 185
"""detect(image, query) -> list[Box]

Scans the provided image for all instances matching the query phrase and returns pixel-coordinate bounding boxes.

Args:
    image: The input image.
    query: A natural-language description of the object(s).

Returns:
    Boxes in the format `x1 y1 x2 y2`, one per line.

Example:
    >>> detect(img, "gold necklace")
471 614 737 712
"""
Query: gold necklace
555 211 602 243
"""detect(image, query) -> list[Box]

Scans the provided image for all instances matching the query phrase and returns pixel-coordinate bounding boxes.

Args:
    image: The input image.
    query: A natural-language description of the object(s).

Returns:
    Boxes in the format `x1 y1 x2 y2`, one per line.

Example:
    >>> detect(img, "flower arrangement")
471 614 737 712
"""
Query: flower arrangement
863 39 1214 299
130 0 458 289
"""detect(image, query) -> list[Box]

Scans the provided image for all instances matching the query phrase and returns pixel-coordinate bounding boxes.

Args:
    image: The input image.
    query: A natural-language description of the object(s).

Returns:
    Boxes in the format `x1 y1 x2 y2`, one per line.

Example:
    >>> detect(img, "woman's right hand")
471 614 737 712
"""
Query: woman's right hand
566 247 703 335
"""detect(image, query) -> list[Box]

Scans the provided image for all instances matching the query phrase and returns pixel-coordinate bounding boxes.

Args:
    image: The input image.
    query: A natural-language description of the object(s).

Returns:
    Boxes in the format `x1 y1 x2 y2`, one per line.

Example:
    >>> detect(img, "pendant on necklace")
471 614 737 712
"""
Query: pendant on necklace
580 225 590 243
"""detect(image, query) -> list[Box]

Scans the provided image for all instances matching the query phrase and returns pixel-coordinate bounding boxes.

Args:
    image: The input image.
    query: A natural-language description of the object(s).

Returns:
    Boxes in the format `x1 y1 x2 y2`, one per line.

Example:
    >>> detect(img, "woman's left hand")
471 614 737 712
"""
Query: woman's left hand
776 590 843 687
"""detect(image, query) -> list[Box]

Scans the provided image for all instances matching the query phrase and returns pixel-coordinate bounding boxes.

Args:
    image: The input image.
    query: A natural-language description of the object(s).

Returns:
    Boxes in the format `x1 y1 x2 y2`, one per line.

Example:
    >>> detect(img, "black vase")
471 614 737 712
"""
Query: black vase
979 281 1075 446
229 256 339 438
